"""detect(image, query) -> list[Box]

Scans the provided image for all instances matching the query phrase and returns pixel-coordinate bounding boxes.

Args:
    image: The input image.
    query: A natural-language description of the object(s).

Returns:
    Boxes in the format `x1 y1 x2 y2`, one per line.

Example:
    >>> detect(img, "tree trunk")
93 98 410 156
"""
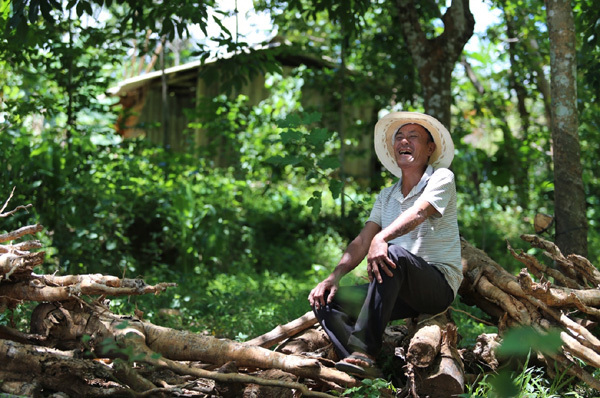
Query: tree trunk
395 0 475 126
546 0 587 256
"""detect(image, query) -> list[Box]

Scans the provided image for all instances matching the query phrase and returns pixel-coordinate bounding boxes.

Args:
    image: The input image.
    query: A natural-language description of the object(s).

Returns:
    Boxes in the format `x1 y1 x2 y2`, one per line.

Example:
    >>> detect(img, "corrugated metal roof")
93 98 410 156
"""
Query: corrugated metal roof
107 60 204 96
107 42 336 97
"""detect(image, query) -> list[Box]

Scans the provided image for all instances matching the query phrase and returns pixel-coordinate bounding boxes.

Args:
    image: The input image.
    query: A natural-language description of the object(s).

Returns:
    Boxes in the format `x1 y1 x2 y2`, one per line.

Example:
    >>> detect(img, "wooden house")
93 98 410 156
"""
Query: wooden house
107 43 377 180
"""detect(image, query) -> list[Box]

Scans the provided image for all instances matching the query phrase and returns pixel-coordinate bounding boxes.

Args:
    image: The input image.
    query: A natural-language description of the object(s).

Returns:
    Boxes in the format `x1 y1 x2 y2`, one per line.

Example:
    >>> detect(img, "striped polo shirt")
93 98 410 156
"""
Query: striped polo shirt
367 165 463 296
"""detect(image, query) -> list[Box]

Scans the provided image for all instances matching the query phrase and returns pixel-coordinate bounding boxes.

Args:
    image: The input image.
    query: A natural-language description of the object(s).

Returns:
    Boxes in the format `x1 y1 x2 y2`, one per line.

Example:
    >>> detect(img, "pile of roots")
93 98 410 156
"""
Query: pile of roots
1 191 599 397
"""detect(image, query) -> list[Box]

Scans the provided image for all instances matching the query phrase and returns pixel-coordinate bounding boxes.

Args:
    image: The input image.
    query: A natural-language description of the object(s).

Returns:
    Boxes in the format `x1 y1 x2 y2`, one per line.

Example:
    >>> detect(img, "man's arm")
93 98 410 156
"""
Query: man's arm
308 221 381 309
367 200 439 283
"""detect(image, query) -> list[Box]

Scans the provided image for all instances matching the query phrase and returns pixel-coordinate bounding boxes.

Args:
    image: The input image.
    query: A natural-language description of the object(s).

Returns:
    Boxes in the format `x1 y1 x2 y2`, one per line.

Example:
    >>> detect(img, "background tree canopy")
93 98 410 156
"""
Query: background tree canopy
1 0 600 395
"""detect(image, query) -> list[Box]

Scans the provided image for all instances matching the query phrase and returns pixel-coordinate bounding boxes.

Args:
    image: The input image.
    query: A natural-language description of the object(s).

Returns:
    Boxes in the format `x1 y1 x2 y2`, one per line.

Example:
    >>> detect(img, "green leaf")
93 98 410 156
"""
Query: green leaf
280 129 303 144
489 370 520 397
115 320 130 330
497 327 562 357
307 191 322 217
302 111 322 125
83 1 93 16
277 113 302 128
266 155 303 166
318 155 340 170
76 1 84 17
281 156 303 166
266 155 285 165
328 179 344 199
28 0 40 23
306 128 331 147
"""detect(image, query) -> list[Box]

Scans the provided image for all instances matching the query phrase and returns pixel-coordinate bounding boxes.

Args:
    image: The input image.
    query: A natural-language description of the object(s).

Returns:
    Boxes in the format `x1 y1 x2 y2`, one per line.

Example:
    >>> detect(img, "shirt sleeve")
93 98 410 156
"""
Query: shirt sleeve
417 168 456 216
367 191 383 227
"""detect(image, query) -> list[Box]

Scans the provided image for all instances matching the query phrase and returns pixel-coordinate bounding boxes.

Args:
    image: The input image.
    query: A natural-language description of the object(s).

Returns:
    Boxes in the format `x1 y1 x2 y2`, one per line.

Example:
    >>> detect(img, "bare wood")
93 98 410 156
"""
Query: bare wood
0 325 47 345
113 359 158 393
471 333 500 370
0 186 16 214
520 234 566 260
0 338 130 397
0 251 45 280
548 352 600 392
0 224 43 243
517 270 600 309
245 310 318 348
415 324 464 397
520 234 578 280
560 332 600 368
522 292 600 353
114 320 349 397
475 274 531 325
463 236 600 393
0 279 176 302
34 302 358 390
276 328 332 358
406 321 442 368
507 241 581 289
0 240 43 253
567 253 600 286
0 187 33 217
39 273 168 289
142 321 356 387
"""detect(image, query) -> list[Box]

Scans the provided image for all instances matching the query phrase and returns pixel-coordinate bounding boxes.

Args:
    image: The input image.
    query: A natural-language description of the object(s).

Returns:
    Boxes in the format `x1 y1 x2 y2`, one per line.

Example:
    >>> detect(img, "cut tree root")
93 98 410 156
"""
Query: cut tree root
460 236 600 393
28 300 356 389
3 192 600 396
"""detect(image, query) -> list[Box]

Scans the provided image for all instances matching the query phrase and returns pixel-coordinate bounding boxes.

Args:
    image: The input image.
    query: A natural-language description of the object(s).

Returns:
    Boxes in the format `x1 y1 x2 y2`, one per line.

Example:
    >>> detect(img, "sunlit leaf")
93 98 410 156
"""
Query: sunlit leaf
497 327 562 357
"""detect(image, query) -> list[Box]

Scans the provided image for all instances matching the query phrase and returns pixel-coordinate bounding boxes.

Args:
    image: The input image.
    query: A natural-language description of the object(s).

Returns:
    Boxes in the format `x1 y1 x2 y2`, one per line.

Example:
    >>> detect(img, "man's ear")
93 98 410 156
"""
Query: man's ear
428 141 436 156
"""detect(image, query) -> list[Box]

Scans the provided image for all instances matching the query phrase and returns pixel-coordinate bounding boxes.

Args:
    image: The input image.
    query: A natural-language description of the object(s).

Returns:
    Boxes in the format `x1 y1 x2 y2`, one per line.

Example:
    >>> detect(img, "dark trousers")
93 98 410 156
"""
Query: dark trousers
312 244 454 359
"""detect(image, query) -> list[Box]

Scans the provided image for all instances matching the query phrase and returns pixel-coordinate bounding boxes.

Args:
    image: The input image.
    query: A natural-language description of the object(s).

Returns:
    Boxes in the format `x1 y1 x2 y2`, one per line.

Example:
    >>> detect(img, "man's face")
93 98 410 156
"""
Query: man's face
393 124 436 170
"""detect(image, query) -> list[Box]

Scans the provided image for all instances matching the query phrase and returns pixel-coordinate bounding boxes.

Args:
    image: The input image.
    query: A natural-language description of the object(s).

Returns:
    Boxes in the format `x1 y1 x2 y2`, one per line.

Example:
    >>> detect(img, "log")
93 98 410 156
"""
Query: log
4 193 600 396
245 310 318 348
0 223 43 243
398 314 465 397
415 324 464 398
32 302 358 390
0 251 45 280
567 253 600 286
471 333 500 370
0 277 176 303
406 315 443 368
0 338 131 397
276 327 333 359
462 236 600 393
507 240 581 289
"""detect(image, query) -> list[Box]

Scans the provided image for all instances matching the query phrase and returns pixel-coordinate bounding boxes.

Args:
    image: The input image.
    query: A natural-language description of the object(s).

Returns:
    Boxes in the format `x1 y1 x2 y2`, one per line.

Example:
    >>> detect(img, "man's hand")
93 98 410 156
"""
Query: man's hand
367 235 395 283
308 275 339 310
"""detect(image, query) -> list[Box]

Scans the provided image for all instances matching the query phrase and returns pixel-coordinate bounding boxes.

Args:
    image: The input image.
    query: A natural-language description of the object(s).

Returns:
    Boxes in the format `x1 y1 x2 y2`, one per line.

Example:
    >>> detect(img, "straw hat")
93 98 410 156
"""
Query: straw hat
374 111 454 178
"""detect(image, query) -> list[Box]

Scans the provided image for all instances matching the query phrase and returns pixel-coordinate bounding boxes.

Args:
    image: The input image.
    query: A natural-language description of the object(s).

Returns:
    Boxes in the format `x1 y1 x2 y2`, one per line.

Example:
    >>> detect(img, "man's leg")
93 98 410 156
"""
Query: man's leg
312 284 369 359
347 244 454 356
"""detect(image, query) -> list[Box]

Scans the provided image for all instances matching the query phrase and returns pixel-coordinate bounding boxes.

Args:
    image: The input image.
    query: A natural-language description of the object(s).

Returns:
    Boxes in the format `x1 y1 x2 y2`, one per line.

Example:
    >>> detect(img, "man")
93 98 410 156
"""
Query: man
308 112 461 377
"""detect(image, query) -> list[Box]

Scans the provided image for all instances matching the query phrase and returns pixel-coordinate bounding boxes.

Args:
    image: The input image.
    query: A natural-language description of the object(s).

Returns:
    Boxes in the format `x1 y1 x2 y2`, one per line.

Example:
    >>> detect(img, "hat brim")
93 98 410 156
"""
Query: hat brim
374 111 454 178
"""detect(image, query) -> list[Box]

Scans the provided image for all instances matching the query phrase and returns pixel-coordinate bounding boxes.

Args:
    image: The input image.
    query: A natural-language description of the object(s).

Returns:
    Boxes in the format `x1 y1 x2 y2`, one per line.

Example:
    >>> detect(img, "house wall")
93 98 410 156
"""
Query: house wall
143 88 196 152
300 82 377 181
120 65 377 181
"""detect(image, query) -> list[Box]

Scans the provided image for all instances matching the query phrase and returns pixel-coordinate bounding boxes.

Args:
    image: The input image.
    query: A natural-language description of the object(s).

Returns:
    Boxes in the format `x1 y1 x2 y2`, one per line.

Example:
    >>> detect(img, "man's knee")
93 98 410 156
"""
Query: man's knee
387 244 412 267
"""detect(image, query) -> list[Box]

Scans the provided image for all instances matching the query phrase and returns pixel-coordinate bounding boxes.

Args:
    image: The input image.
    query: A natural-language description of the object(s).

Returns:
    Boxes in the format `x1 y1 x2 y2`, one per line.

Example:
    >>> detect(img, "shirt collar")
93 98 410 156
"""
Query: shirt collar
393 165 434 202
